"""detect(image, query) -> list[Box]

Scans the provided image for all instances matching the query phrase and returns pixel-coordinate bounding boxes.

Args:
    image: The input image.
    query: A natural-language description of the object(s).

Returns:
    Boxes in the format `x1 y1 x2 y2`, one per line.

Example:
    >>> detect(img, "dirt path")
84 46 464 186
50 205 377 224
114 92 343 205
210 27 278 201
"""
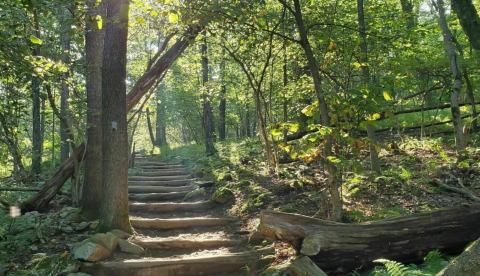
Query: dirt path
82 154 272 276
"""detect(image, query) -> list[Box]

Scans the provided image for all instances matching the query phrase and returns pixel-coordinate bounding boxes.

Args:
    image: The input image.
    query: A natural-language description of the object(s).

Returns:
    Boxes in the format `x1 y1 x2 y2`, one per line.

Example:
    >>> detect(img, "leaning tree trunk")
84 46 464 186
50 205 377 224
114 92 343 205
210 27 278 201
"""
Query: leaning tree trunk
451 0 480 51
434 0 466 160
437 237 480 276
81 0 105 220
260 206 480 275
289 0 342 221
218 51 227 141
99 0 132 233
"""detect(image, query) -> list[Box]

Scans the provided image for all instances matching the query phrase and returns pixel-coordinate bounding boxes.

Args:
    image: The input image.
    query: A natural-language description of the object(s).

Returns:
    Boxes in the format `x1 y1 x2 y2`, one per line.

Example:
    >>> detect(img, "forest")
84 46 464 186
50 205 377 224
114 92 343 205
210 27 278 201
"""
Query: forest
1 0 480 275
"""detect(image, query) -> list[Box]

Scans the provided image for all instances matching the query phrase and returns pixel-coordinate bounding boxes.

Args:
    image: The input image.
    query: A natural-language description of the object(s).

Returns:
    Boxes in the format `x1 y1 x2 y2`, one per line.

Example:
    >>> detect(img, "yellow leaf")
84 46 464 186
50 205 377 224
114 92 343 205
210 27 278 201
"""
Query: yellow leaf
61 251 68 258
383 91 393 101
169 13 179 23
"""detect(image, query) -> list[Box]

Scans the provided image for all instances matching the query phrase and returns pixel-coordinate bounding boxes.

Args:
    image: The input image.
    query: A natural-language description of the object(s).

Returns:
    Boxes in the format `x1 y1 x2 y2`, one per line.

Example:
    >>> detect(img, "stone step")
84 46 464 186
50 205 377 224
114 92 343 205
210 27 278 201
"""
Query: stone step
129 201 215 213
131 217 233 230
132 237 241 249
128 179 189 187
128 186 193 194
136 161 176 166
129 192 189 201
136 170 190 177
129 175 191 182
80 247 274 276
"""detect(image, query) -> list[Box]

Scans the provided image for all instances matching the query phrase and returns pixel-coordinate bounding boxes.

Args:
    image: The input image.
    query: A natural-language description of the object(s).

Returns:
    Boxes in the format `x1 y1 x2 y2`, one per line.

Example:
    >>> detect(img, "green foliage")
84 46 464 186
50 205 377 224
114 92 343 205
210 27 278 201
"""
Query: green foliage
368 251 449 276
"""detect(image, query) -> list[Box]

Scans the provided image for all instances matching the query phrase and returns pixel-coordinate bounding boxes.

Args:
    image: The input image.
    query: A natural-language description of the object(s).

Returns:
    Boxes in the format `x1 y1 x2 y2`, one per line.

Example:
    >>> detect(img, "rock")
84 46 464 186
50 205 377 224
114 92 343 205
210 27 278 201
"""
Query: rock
247 255 276 275
212 187 234 204
248 220 264 246
192 171 204 178
117 239 145 255
89 221 99 229
60 207 78 219
70 238 92 253
259 263 290 276
195 180 214 188
31 254 80 276
75 222 90 231
221 173 233 181
61 225 74 233
185 188 205 201
300 233 323 256
111 229 131 239
290 256 327 276
90 232 118 253
74 242 110 262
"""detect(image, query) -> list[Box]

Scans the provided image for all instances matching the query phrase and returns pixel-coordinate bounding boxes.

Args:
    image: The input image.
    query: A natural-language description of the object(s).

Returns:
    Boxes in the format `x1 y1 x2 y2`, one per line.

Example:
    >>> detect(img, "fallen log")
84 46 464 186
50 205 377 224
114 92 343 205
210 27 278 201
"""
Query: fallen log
19 28 201 213
437 237 480 276
260 206 480 275
0 187 69 196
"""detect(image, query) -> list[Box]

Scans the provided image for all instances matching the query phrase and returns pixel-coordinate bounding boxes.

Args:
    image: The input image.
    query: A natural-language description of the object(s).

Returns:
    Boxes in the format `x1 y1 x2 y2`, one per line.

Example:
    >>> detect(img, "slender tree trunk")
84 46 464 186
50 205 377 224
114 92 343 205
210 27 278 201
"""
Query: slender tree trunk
155 84 168 147
60 8 71 163
218 51 227 141
246 106 251 138
201 32 216 154
434 0 466 160
128 110 142 166
357 0 381 174
99 0 132 233
451 0 480 51
81 0 105 220
31 8 42 176
40 98 45 156
286 0 342 221
146 107 156 146
464 72 477 132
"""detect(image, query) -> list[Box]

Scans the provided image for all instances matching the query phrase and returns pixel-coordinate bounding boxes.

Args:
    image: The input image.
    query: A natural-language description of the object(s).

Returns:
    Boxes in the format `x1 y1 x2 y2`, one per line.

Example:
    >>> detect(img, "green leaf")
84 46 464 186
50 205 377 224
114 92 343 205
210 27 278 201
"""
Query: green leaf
383 91 393 101
169 13 179 23
30 35 42 45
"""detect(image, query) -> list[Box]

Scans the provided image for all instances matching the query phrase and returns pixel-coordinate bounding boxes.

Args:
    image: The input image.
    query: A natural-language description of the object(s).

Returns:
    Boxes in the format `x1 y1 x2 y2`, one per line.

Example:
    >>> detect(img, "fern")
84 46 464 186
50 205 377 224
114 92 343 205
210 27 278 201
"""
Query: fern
372 259 432 276
422 250 448 274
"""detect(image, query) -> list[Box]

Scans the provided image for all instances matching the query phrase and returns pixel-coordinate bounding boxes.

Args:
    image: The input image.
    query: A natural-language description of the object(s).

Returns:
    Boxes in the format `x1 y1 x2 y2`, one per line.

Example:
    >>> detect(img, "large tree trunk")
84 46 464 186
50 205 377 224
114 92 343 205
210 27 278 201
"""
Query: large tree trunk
451 0 480 51
260 206 480 275
60 7 71 164
31 9 42 176
434 0 466 160
400 0 415 29
99 0 132 233
81 0 105 220
201 32 216 154
19 28 200 213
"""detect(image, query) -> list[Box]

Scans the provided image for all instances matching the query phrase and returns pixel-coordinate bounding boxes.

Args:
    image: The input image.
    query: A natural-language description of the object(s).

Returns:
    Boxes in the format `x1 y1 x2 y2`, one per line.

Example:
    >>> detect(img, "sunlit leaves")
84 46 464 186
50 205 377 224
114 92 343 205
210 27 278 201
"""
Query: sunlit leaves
29 35 42 45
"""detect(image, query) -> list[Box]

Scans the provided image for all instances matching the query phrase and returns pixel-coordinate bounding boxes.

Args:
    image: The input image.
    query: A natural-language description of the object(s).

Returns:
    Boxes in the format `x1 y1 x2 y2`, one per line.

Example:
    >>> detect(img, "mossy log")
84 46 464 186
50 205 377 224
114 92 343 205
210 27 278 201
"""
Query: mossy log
260 205 480 274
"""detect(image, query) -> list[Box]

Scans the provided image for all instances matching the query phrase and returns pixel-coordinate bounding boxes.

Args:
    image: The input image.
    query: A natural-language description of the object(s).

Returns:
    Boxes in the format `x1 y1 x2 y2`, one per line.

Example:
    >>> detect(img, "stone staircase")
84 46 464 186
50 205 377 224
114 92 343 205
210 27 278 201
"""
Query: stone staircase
81 154 273 276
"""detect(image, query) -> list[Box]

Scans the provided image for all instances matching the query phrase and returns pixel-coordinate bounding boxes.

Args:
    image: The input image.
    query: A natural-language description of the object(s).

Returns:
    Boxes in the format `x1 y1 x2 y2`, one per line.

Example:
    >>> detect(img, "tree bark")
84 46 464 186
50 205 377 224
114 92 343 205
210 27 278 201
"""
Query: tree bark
434 0 466 160
400 0 415 29
357 0 381 174
146 107 156 146
260 206 480 275
285 0 342 221
437 237 480 276
81 0 105 220
201 31 216 154
99 0 132 233
218 51 226 141
155 84 168 147
20 27 200 213
31 8 42 176
451 0 480 51
60 7 71 163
